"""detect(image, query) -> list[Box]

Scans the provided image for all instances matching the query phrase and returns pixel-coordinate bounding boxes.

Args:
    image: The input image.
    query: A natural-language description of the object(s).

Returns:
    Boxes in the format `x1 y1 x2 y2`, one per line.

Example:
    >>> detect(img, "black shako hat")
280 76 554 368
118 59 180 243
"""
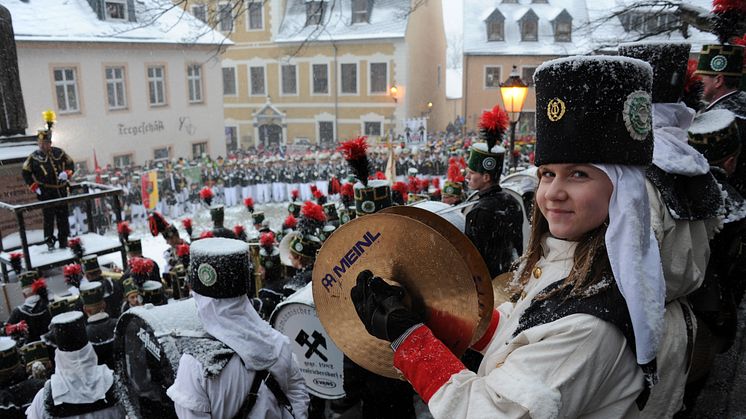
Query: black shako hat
189 238 251 298
534 56 654 166
618 42 691 103
50 311 88 352
688 109 741 163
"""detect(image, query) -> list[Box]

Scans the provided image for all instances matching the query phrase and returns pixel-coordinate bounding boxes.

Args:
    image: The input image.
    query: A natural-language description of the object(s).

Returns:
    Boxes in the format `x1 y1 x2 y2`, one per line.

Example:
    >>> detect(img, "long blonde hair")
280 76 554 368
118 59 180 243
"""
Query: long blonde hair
511 190 612 300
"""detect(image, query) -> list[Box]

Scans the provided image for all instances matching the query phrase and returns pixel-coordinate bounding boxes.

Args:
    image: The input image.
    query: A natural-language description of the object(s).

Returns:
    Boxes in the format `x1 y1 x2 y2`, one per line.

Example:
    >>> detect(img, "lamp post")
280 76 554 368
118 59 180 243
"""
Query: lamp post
500 66 529 169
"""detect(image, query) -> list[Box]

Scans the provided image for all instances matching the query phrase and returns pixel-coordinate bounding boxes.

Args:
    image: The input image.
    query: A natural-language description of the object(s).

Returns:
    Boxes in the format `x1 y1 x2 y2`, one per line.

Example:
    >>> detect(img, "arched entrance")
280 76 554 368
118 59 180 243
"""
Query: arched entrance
259 123 282 148
253 98 287 149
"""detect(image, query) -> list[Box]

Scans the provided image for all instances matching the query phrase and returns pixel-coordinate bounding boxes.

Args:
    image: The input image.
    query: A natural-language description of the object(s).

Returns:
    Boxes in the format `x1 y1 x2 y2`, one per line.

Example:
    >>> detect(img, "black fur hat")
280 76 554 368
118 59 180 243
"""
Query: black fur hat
618 42 691 103
189 238 251 299
50 311 88 352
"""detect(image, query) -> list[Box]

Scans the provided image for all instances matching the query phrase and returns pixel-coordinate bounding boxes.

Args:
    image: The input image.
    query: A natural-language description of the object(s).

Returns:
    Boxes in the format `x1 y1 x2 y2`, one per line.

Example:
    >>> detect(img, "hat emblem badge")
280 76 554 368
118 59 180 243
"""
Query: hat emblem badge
623 91 652 141
547 98 566 122
710 55 728 72
294 242 304 252
361 200 376 213
197 263 217 287
482 157 497 171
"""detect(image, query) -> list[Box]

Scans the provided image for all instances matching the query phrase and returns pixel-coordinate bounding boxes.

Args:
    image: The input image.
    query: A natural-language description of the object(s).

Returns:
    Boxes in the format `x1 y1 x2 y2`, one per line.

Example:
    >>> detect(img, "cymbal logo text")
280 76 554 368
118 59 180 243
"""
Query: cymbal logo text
320 231 381 292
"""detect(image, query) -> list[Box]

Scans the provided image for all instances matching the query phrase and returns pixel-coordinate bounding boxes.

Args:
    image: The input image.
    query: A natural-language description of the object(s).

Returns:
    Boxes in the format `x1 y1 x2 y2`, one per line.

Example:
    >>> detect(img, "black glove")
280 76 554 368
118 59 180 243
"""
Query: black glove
350 270 421 342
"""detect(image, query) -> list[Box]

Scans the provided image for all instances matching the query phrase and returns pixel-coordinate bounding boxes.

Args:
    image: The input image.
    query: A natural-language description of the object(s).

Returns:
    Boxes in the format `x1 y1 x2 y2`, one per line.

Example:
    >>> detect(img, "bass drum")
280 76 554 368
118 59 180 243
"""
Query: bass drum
270 283 345 400
114 299 207 419
411 200 466 232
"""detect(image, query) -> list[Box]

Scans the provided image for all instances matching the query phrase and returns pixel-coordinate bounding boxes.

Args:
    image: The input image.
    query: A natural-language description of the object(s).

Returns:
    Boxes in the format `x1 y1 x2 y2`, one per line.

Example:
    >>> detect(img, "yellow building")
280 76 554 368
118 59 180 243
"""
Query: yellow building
187 0 448 150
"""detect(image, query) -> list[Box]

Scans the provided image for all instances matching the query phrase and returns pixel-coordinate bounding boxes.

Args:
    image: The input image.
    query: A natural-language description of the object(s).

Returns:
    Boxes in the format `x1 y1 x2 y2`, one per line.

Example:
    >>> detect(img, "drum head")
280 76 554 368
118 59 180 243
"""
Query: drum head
313 213 480 379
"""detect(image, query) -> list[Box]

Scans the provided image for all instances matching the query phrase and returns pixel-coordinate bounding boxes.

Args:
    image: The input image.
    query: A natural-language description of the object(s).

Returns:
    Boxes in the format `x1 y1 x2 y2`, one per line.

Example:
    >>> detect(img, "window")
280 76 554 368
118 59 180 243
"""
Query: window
312 64 329 94
352 0 369 24
191 4 207 23
485 10 505 41
192 142 208 159
113 154 133 168
520 11 539 41
364 121 382 136
105 66 127 110
521 66 536 86
223 67 237 96
218 2 233 31
517 111 536 135
555 21 572 42
154 147 170 160
147 65 166 106
341 63 357 94
318 121 334 144
306 1 326 26
369 62 387 94
187 64 203 103
105 0 127 21
53 67 80 113
248 2 263 29
485 66 501 88
225 127 238 152
281 64 298 95
250 66 265 95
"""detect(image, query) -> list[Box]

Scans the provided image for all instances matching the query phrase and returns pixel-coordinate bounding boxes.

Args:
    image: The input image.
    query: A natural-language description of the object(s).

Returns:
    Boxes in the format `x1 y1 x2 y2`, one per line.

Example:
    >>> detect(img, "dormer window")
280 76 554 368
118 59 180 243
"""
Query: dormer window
519 9 539 42
552 9 572 42
306 1 327 26
485 9 505 42
352 0 371 24
532 0 548 3
105 0 127 21
502 0 518 3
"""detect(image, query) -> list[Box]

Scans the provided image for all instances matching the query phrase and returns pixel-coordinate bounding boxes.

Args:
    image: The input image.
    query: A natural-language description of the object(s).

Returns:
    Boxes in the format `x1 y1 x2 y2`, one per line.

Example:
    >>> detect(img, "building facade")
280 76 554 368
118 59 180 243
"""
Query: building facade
188 0 448 150
8 0 229 169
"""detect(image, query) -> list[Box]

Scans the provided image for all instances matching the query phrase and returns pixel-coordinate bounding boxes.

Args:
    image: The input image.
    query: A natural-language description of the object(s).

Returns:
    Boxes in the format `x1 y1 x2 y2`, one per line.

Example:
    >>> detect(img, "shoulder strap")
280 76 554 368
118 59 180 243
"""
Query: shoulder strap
232 369 295 419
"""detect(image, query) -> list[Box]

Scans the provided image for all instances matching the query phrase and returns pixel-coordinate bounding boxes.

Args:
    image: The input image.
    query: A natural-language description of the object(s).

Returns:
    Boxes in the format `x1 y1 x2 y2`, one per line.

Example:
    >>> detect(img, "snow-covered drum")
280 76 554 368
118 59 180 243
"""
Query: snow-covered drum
114 299 207 419
270 282 345 400
411 200 466 232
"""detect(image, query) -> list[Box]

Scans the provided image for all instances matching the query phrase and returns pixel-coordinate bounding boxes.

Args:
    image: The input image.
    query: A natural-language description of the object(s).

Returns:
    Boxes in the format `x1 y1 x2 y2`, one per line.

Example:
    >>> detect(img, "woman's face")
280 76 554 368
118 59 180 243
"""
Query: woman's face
536 164 613 241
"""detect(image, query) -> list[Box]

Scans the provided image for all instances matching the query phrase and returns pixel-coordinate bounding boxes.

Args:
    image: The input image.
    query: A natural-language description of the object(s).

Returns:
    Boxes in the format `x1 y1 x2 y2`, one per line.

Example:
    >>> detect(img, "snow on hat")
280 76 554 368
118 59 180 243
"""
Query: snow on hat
20 340 50 369
189 238 251 299
50 311 88 352
618 42 691 103
79 281 104 308
0 338 21 372
141 280 165 306
535 56 665 376
468 105 508 174
688 109 741 162
696 44 744 77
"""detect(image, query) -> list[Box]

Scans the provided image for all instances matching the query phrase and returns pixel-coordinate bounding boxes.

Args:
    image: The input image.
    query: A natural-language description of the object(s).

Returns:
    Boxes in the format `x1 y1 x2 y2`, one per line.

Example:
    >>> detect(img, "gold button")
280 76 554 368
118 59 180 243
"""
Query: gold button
532 267 542 279
521 291 527 300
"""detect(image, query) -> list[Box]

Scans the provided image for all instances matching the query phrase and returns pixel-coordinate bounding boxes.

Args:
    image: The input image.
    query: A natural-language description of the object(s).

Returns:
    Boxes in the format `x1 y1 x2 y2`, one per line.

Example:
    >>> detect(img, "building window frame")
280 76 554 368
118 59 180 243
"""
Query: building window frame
484 65 502 89
486 18 505 41
191 4 207 23
104 64 128 111
52 65 81 114
311 63 330 96
362 120 383 137
249 65 267 96
104 0 127 21
187 63 204 104
146 64 168 107
153 146 171 161
368 62 388 95
247 1 263 30
225 125 239 153
192 141 209 159
520 11 539 42
280 63 298 96
339 62 359 95
306 1 327 26
113 153 133 168
351 0 370 24
521 66 536 87
317 119 336 145
218 2 234 32
223 66 237 96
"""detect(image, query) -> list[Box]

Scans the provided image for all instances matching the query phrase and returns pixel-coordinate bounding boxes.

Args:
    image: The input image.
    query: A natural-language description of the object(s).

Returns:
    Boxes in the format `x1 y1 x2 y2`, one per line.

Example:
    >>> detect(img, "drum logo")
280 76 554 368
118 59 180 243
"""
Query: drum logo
320 230 381 292
137 328 161 361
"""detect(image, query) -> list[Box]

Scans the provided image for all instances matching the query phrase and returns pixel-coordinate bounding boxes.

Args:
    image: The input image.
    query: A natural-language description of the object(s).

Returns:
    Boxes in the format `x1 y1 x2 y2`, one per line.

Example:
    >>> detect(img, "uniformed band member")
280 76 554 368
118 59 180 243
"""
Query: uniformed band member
120 278 141 314
351 55 666 418
82 256 124 319
22 111 75 250
209 205 237 239
80 281 117 370
26 311 125 418
442 157 465 206
167 238 309 418
464 106 524 278
0 338 45 419
7 272 51 344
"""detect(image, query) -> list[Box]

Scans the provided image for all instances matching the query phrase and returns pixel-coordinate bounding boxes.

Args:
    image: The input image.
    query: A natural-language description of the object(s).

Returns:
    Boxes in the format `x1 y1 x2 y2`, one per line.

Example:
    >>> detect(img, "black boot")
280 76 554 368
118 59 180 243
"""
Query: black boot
45 235 57 251
58 237 68 249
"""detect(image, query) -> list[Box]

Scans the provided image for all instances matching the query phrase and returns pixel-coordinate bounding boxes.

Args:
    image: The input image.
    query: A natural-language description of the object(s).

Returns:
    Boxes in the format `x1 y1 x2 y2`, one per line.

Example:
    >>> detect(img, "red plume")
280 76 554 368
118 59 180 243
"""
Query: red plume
375 171 386 180
337 136 368 160
233 225 245 237
448 159 465 183
117 221 132 240
713 0 746 13
310 185 318 194
63 263 82 277
313 189 324 199
291 189 300 201
199 187 214 200
479 105 509 151
283 215 298 229
260 231 276 248
176 244 190 258
301 201 326 223
31 278 46 295
340 183 354 198
244 197 255 210
330 177 341 194
200 231 214 239
408 176 420 193
733 34 746 47
392 181 409 197
182 218 193 230
130 257 155 275
10 252 22 262
68 237 81 248
431 177 440 189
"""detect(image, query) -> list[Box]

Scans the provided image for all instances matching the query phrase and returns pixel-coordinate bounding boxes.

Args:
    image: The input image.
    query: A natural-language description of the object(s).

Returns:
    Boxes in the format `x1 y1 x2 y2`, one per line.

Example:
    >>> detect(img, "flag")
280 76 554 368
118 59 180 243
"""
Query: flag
385 136 396 182
93 148 102 183
141 170 159 210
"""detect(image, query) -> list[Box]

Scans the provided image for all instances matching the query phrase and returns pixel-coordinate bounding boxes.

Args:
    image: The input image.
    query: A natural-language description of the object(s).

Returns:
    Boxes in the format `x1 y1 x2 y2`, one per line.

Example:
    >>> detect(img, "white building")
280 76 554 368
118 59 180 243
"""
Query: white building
5 0 231 169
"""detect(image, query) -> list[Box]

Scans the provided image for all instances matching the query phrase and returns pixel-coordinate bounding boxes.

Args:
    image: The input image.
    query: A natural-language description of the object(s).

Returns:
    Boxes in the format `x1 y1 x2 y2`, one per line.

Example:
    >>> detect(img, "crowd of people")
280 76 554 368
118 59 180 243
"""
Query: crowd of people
1 23 745 419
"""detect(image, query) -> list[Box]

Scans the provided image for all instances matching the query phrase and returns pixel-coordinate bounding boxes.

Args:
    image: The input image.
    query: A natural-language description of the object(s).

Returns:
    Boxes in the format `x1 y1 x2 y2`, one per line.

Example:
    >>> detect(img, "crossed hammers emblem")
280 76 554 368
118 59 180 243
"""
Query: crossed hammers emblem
295 330 328 362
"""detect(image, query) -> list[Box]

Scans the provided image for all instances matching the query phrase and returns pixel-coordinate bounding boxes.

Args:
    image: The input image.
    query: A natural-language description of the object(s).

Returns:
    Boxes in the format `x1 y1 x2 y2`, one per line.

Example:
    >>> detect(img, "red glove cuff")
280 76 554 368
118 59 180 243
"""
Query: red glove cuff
393 325 466 403
30 182 39 192
472 310 500 352
65 170 73 178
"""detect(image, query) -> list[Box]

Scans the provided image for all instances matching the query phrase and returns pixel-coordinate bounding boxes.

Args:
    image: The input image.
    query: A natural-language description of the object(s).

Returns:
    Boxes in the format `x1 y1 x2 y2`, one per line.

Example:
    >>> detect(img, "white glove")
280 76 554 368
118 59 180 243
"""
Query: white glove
35 188 42 196
58 171 68 181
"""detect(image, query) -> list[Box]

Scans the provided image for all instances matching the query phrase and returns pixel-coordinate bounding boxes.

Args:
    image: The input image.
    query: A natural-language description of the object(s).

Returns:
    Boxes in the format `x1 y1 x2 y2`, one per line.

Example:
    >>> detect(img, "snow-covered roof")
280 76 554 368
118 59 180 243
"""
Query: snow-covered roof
446 68 463 99
0 141 38 162
464 0 717 56
275 0 410 43
3 0 230 46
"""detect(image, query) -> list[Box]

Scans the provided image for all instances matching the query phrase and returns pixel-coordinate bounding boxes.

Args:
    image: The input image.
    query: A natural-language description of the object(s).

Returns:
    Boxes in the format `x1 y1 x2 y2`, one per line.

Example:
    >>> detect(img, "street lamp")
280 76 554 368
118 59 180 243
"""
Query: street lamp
500 65 529 169
390 85 398 103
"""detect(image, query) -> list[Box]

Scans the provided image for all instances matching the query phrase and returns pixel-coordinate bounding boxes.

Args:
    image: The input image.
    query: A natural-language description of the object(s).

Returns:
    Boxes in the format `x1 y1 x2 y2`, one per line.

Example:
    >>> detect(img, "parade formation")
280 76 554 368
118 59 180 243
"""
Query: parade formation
2 1 746 419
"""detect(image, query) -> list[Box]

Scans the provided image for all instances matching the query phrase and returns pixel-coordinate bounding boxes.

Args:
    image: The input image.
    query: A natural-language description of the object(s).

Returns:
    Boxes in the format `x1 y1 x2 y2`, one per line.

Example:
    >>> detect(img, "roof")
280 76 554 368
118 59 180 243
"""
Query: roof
3 0 230 46
275 0 410 43
463 0 717 56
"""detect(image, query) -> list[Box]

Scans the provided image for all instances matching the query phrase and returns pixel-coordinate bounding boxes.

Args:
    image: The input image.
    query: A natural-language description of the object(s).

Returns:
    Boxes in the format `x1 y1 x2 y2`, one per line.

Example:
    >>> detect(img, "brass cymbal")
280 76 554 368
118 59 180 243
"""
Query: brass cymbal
380 206 497 344
312 213 480 379
492 271 516 308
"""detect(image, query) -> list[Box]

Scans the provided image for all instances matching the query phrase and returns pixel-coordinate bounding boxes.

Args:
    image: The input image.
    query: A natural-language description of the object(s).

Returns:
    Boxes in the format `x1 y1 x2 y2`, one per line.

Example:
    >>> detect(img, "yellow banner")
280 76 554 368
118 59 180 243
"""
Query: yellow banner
141 170 159 210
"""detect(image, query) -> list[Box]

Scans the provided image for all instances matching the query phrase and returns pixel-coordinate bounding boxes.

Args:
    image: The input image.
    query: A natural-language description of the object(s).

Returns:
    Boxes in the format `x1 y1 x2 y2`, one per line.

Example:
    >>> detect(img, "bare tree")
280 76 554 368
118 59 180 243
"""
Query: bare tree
446 32 463 70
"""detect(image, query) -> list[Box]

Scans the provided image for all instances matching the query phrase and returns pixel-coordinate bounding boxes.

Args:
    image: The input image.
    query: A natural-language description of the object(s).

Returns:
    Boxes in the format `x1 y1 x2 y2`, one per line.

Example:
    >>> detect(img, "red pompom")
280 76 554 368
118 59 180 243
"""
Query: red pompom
330 177 341 194
713 0 746 13
176 243 190 257
432 177 440 189
408 176 420 193
310 185 318 193
233 225 245 237
260 231 276 248
291 189 300 200
283 215 298 229
313 189 324 199
392 181 409 196
733 34 746 47
340 183 354 198
68 237 81 248
199 187 214 200
31 278 46 294
130 257 155 275
10 252 22 261
117 221 132 236
447 159 465 183
200 231 214 239
479 105 509 134
181 218 193 230
301 201 326 223
375 171 386 180
244 197 255 208
63 263 82 277
337 136 369 161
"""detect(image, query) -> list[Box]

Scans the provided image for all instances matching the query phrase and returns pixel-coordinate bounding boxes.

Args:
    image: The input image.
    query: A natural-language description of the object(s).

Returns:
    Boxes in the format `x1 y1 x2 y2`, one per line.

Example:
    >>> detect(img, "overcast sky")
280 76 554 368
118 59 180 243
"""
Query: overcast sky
442 0 463 37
